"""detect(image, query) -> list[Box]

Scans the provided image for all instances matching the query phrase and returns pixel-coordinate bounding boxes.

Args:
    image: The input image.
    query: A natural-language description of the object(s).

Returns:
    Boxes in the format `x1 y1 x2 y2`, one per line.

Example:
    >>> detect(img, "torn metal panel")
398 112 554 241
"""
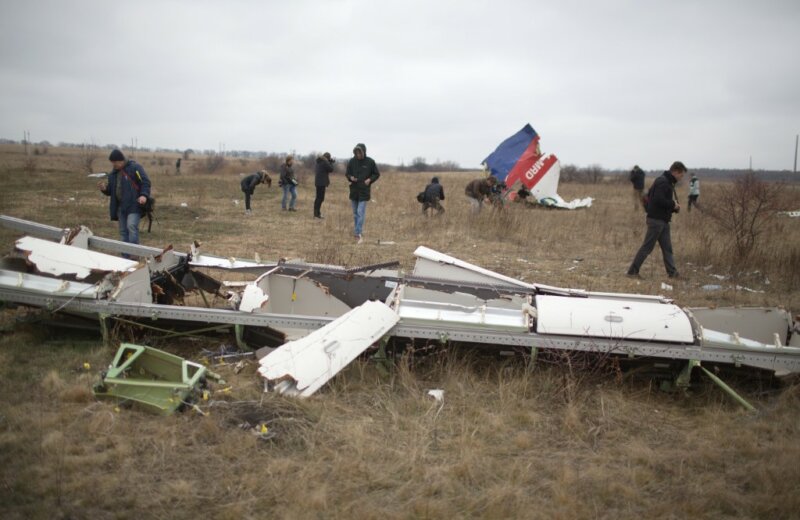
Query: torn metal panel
413 246 536 289
535 294 694 343
108 266 153 303
688 307 793 346
253 272 351 317
0 215 169 259
61 225 93 248
145 247 183 275
391 285 531 331
239 284 270 312
16 236 139 279
0 269 100 299
259 300 399 397
93 343 216 415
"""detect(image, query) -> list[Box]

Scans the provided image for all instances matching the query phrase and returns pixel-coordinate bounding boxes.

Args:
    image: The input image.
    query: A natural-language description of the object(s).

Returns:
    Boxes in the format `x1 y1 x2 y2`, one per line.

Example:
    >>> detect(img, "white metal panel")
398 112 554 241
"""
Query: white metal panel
239 284 269 313
16 236 138 279
0 269 100 298
535 294 694 343
412 246 536 288
258 300 399 397
254 273 350 317
109 266 153 303
393 286 529 331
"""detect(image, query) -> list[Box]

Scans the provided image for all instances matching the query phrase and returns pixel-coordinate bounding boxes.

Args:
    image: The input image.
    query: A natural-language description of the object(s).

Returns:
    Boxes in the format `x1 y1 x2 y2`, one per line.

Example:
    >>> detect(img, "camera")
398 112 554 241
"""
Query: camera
329 158 336 164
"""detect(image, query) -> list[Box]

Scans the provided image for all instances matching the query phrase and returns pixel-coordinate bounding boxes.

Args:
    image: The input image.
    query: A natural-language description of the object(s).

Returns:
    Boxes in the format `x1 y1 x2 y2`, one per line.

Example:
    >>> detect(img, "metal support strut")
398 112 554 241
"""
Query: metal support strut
675 359 757 412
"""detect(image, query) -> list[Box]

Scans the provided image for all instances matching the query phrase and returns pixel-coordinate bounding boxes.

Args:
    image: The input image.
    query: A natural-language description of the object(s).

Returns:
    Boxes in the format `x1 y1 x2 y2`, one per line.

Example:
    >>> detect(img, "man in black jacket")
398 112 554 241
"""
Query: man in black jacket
421 176 445 216
346 143 380 242
629 165 645 210
627 161 687 278
313 152 334 219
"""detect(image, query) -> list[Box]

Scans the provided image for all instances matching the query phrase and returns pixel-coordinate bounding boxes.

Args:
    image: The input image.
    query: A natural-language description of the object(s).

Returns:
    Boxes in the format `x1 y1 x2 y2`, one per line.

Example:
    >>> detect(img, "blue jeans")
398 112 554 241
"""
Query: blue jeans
281 184 297 209
351 200 367 236
117 210 142 244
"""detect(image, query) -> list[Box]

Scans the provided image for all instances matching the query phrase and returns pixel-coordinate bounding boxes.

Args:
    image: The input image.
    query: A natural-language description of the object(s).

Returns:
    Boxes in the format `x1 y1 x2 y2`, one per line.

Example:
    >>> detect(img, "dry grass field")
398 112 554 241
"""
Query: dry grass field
1 144 799 519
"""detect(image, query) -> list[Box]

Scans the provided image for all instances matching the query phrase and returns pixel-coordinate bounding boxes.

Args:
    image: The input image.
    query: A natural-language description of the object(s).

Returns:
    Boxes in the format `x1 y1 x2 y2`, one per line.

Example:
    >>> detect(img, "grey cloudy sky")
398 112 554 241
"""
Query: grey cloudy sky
1 0 798 170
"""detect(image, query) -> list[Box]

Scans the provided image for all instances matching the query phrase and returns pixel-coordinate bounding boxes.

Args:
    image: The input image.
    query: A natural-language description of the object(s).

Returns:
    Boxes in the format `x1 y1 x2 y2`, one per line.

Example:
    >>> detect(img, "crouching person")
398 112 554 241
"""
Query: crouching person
241 170 271 215
97 149 151 246
421 176 445 216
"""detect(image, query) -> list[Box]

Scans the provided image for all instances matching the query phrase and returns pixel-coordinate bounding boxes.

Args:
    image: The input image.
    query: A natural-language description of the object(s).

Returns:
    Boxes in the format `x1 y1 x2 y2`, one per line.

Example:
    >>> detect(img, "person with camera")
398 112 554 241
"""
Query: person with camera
97 149 151 247
313 152 334 219
279 155 297 211
626 161 687 278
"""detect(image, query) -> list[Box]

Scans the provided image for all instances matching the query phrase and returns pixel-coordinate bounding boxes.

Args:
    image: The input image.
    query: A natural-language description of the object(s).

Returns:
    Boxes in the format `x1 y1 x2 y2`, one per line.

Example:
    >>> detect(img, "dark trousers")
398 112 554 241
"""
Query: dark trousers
628 218 678 276
422 197 445 216
244 191 252 210
688 194 699 212
314 186 326 217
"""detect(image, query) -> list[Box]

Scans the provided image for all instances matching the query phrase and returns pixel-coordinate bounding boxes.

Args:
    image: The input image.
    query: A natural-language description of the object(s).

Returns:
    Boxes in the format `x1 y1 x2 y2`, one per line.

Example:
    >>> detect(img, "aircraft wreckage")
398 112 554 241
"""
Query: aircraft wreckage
1 214 799 410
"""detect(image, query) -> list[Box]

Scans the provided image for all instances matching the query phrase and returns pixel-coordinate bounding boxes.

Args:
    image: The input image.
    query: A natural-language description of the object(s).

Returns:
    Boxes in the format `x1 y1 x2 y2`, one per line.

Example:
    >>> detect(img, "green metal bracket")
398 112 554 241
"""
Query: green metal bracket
371 336 391 377
93 343 220 415
528 346 538 372
98 313 111 347
234 324 248 350
669 359 756 412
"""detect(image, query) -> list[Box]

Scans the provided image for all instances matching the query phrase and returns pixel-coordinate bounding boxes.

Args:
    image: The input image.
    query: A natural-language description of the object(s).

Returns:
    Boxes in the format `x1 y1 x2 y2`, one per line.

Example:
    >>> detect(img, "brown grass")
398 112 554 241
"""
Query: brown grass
1 144 799 519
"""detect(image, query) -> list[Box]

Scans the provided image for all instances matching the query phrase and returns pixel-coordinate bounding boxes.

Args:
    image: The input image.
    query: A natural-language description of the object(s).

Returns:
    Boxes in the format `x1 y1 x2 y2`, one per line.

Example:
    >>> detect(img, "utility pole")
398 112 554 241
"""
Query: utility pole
794 134 798 174
23 130 30 155
749 155 752 171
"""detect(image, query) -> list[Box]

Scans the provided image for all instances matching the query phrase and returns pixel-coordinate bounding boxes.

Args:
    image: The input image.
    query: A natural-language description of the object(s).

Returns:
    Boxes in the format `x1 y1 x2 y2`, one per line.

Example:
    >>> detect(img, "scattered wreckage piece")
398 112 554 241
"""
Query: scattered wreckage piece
482 124 593 209
258 300 399 397
92 343 224 415
2 214 800 405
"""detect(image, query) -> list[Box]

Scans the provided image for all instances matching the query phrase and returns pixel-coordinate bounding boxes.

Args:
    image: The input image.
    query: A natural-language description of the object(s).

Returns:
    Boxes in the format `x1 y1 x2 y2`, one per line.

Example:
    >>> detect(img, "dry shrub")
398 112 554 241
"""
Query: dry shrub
703 173 788 277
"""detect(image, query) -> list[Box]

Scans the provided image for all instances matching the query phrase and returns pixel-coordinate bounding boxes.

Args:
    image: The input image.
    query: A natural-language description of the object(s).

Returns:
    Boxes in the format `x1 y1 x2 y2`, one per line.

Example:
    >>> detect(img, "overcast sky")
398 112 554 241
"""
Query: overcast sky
1 0 798 170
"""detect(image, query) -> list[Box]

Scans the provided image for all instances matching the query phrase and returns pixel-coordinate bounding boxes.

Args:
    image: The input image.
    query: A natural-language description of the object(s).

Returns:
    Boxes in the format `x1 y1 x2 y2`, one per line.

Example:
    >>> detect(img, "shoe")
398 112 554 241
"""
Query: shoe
314 215 324 219
245 209 252 216
281 208 287 211
288 208 297 212
626 272 641 279
355 234 363 244
668 272 680 279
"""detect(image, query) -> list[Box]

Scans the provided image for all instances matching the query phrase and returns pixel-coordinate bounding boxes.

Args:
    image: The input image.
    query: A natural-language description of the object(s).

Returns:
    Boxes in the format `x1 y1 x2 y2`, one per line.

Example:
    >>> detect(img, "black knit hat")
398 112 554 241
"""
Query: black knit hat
109 149 125 162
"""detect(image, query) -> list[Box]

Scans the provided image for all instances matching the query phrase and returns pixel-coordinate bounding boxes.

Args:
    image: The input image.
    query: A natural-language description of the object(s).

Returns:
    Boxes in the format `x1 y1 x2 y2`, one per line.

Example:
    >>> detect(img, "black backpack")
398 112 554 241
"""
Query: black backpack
416 191 425 203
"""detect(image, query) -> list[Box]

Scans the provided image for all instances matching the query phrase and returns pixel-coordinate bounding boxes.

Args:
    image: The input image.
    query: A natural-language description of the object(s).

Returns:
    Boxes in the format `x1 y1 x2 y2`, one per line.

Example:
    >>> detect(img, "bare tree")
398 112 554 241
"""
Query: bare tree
703 172 788 291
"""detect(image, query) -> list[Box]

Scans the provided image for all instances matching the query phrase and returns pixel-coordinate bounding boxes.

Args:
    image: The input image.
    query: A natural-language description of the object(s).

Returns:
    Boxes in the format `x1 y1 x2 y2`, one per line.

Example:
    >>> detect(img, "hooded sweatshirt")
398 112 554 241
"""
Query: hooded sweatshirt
346 143 380 201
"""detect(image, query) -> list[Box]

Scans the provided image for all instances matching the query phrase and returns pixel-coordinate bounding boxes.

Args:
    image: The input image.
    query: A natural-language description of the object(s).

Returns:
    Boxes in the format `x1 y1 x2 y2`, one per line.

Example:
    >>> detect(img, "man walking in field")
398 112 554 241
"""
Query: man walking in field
629 165 645 210
626 161 687 278
97 149 151 247
346 143 380 243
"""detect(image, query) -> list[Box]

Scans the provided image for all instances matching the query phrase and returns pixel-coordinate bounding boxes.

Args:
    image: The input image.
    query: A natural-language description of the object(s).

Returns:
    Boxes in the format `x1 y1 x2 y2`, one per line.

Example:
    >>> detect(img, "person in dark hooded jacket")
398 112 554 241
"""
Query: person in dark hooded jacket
627 161 687 278
421 176 445 216
346 143 380 242
629 165 645 210
97 149 151 246
240 170 270 215
313 152 334 219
